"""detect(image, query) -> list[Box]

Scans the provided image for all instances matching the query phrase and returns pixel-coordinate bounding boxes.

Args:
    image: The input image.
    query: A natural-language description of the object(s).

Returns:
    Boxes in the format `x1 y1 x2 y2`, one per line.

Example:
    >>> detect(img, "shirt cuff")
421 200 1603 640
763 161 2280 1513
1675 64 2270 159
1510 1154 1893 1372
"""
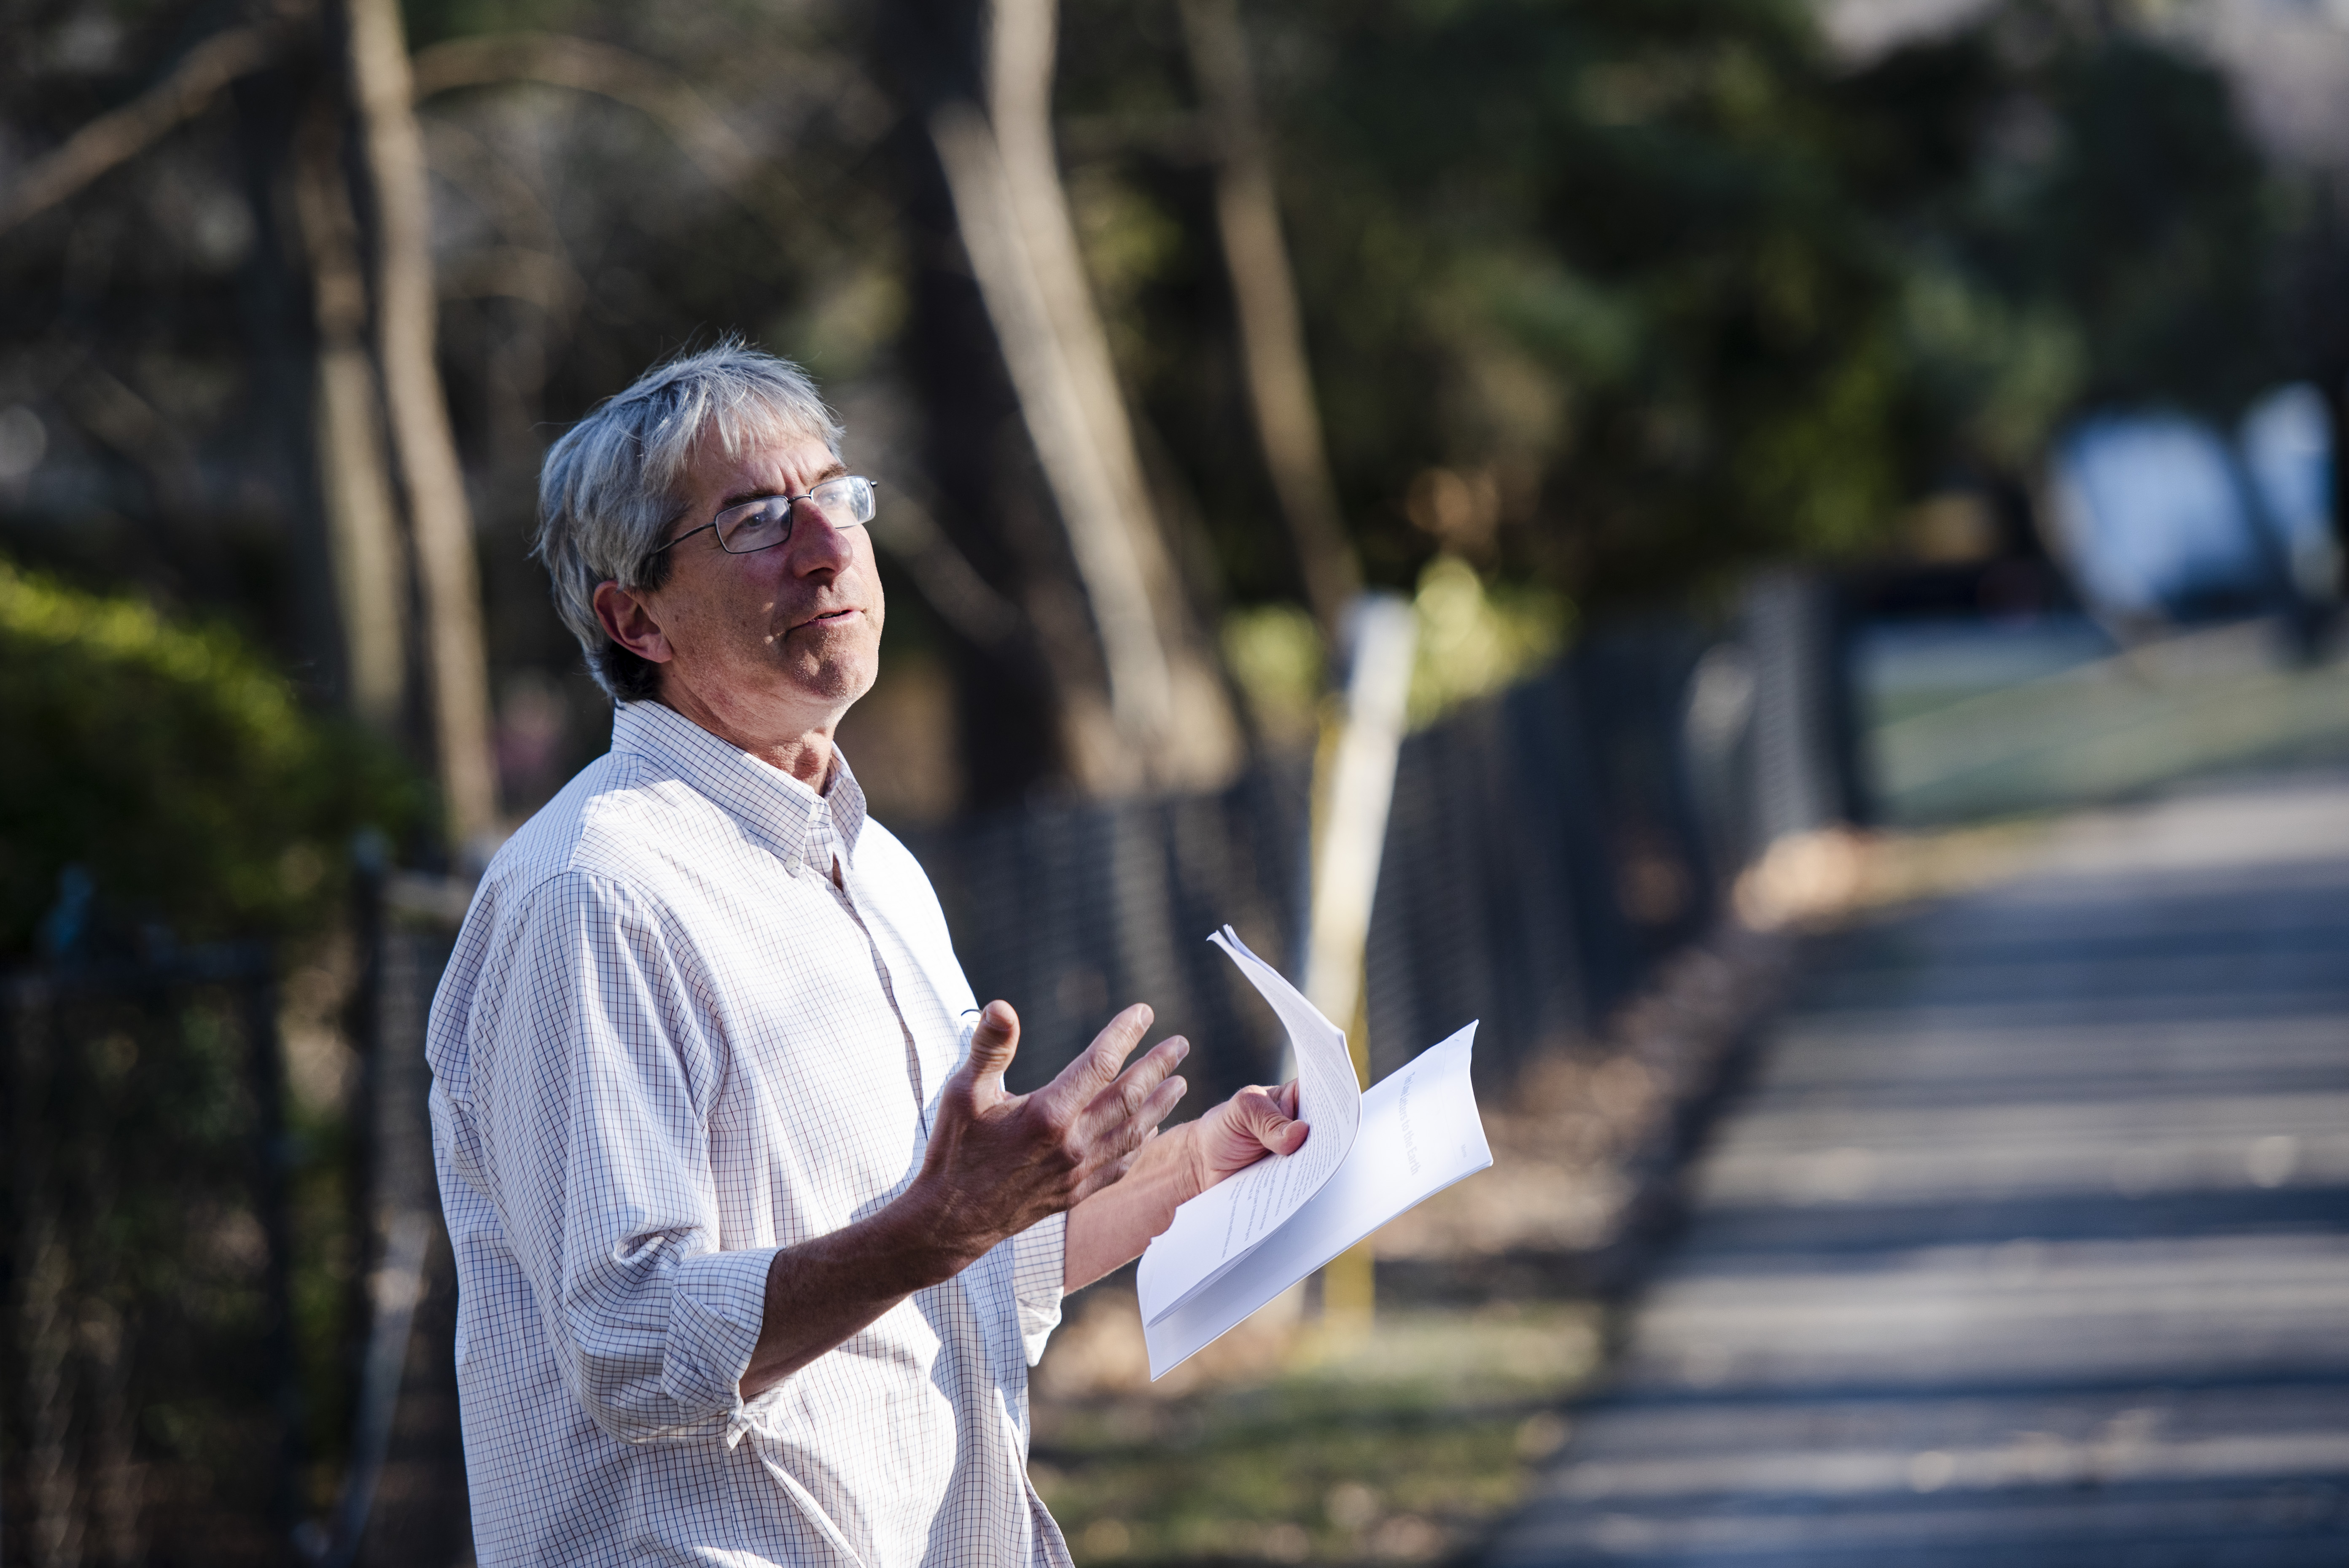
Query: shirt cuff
1010 1211 1067 1366
662 1245 777 1446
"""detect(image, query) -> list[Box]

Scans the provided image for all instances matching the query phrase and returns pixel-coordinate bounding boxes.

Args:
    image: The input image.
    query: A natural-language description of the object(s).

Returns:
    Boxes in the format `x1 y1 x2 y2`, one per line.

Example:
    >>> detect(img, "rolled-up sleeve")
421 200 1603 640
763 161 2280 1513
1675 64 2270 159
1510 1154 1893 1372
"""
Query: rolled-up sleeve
1009 1210 1067 1365
458 871 774 1444
660 1248 774 1429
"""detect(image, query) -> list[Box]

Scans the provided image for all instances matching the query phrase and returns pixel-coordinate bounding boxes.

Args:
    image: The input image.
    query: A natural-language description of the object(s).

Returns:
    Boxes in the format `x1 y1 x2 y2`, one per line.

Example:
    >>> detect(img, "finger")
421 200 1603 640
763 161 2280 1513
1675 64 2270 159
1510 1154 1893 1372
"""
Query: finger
1281 1079 1300 1119
1043 1003 1153 1108
1088 1074 1187 1176
1235 1083 1308 1157
958 1001 1020 1089
1126 1072 1187 1140
1078 1036 1187 1138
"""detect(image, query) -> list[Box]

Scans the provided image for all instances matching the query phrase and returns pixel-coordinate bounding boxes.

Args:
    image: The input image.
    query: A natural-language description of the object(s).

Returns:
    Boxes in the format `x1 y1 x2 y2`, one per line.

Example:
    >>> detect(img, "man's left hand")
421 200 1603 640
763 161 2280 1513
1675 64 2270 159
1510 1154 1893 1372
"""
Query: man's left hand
1060 1071 1309 1291
1185 1079 1308 1194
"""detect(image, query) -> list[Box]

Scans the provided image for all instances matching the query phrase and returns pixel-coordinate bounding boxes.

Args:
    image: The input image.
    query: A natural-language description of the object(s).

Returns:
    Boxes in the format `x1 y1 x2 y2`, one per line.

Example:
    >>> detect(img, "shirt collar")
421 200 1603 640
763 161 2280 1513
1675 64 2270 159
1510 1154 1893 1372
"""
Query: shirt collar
609 700 868 871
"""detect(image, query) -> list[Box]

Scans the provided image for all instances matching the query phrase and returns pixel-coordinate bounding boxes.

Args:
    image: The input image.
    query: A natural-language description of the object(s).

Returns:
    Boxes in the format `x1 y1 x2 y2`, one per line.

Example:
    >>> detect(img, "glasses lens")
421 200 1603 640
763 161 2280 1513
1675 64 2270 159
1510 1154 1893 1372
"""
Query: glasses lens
809 476 876 526
711 480 873 552
716 497 791 552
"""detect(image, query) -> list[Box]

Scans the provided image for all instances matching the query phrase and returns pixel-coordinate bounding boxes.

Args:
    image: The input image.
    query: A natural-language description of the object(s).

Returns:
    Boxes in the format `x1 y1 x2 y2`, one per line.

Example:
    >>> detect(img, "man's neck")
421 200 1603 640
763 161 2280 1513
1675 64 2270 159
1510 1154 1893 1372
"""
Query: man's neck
653 685 836 790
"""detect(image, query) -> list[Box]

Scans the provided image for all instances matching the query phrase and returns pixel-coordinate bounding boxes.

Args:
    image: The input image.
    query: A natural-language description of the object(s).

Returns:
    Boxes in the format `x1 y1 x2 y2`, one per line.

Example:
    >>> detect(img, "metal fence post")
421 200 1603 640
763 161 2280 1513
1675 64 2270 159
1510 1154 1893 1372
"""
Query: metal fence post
1744 570 1860 846
9 976 81 1568
244 963 305 1564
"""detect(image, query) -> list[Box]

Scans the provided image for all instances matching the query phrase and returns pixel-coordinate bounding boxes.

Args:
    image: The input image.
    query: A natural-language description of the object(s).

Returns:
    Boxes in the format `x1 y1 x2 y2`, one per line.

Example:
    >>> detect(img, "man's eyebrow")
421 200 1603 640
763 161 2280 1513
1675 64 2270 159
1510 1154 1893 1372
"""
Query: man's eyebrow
713 463 851 515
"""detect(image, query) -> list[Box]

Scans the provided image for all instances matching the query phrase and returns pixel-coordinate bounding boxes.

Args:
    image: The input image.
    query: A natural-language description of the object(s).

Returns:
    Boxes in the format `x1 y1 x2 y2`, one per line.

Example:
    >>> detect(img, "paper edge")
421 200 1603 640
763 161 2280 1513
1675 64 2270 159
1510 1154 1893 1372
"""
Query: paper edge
1138 927 1356 1326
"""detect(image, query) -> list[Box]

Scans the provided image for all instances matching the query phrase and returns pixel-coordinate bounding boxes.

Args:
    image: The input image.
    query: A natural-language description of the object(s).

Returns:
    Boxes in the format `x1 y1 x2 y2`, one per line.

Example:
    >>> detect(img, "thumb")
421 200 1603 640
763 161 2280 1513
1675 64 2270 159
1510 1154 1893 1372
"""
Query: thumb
1231 1083 1309 1159
961 1001 1020 1089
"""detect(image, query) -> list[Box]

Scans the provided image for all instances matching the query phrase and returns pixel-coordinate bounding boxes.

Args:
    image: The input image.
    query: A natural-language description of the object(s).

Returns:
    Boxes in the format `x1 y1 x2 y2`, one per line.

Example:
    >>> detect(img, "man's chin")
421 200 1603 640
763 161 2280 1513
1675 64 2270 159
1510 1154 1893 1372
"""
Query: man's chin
789 651 881 711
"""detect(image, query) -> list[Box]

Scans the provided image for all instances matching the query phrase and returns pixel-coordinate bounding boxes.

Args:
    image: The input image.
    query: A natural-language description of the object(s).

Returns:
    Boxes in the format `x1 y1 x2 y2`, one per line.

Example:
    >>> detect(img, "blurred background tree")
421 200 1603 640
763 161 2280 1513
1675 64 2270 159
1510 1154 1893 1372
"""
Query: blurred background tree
0 0 2337 840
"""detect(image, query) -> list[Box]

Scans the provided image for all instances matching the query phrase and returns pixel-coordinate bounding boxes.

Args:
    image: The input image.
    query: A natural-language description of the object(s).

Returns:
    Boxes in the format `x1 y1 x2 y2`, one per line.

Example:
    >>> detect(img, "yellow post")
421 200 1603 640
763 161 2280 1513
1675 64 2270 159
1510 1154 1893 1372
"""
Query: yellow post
1317 989 1375 1338
1297 595 1413 1352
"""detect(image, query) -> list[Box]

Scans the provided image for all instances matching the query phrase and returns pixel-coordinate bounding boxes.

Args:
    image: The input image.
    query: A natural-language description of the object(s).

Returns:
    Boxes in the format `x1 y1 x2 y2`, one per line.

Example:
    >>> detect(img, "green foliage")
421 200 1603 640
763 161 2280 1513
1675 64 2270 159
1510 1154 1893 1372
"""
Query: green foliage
1408 555 1573 725
1919 22 2277 417
1060 0 2290 613
0 558 426 958
1222 558 1570 742
1222 602 1326 747
0 0 2309 825
1205 0 1912 602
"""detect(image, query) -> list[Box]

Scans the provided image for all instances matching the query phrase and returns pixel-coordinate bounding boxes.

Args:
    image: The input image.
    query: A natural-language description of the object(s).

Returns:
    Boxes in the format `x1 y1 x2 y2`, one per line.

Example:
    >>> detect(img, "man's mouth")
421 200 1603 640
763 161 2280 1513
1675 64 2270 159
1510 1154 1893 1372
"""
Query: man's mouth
795 606 861 630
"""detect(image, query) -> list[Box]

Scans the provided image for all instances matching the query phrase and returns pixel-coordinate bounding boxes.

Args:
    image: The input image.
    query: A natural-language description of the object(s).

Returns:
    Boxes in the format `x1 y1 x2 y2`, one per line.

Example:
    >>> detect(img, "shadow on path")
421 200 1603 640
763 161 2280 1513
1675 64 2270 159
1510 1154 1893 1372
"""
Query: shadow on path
1486 772 2349 1566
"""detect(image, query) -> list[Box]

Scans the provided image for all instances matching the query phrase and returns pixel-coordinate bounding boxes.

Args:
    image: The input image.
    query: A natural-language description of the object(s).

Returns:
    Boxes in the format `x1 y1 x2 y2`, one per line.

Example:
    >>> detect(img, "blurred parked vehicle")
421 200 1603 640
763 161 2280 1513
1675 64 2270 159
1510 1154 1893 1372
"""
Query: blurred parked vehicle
2048 385 2338 635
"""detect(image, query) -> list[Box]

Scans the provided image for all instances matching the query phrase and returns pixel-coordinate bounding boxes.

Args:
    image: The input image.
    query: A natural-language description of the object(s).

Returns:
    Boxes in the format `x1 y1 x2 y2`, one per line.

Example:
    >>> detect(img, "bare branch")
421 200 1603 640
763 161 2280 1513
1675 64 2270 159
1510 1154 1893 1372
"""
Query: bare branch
1180 0 1359 637
420 116 569 258
0 26 278 237
409 32 773 200
864 489 1027 653
61 362 202 514
437 245 586 320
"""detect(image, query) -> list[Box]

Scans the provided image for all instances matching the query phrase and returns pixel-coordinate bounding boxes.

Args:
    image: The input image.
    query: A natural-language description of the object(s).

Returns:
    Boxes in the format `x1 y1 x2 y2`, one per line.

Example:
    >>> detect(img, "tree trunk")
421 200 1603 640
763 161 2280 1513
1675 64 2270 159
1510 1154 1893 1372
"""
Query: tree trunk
882 42 1078 810
928 0 1241 796
234 62 347 715
291 100 409 734
346 0 499 849
1179 0 1359 640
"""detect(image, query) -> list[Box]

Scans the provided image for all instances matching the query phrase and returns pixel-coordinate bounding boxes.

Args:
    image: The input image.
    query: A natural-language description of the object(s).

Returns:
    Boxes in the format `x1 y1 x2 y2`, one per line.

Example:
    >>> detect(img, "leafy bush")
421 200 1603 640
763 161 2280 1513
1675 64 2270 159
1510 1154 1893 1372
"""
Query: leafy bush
0 557 426 958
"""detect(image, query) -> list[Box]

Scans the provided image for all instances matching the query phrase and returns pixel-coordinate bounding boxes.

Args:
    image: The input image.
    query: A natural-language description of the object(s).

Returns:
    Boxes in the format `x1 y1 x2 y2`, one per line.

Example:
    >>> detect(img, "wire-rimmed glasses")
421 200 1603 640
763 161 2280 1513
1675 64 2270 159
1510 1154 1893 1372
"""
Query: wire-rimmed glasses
654 475 878 556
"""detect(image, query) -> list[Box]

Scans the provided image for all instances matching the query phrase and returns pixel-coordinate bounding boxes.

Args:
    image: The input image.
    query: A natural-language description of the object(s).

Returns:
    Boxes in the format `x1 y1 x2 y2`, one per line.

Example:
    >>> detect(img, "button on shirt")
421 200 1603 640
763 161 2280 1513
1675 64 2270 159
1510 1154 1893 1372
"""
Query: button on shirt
428 700 1071 1567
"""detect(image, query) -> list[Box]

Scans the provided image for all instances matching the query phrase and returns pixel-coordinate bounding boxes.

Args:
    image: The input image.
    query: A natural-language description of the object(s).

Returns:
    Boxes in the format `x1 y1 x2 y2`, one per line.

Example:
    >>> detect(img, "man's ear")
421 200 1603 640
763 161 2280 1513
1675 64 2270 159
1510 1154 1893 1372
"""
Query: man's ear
592 580 673 666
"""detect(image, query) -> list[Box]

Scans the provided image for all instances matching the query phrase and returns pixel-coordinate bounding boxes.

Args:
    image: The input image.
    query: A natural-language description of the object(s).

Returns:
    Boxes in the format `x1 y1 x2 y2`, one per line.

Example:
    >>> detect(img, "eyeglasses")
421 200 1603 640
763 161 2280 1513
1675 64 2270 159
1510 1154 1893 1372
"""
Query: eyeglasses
654 475 879 556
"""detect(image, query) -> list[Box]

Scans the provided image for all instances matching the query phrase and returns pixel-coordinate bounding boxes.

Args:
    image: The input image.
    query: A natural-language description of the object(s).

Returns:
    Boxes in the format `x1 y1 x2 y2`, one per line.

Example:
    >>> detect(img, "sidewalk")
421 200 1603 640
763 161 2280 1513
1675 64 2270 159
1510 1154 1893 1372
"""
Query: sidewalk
1487 770 2349 1565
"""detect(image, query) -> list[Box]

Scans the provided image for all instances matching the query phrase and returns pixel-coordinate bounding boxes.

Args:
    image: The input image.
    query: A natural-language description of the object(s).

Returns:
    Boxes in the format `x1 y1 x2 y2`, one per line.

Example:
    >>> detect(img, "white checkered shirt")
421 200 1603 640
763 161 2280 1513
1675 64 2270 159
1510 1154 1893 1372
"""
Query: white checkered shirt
428 699 1072 1567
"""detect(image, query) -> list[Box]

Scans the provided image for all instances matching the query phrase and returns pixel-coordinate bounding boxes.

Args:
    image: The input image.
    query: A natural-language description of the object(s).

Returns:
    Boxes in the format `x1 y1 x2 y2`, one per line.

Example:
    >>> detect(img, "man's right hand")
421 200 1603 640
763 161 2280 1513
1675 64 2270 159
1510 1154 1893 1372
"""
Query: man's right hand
907 1000 1189 1270
742 1000 1186 1397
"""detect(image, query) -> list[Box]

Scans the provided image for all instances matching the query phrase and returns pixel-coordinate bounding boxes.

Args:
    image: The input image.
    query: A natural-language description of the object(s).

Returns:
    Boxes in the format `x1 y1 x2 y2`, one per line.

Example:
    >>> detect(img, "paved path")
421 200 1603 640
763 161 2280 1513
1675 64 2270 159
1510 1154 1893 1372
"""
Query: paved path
1489 772 2349 1566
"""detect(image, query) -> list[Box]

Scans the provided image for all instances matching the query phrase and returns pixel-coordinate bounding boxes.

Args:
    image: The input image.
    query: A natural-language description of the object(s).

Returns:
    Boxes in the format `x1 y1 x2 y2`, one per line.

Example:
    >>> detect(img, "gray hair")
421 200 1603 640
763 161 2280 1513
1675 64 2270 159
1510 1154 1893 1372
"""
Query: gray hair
534 340 844 702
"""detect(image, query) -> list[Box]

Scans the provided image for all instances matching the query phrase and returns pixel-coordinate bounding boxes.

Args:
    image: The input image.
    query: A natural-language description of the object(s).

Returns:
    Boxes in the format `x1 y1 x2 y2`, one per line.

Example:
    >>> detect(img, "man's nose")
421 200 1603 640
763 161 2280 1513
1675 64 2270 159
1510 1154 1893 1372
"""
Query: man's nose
786 506 856 576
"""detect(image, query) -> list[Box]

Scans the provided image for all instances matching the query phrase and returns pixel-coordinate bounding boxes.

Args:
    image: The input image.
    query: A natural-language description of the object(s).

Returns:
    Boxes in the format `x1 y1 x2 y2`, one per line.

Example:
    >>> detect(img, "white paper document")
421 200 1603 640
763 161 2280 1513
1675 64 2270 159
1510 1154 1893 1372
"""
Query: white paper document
1136 927 1363 1325
1135 928 1492 1380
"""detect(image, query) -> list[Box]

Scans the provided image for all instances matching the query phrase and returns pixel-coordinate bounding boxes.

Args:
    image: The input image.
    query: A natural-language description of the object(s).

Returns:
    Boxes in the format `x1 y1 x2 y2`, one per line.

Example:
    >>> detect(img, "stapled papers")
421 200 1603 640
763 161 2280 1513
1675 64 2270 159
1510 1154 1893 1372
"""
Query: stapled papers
1134 927 1493 1379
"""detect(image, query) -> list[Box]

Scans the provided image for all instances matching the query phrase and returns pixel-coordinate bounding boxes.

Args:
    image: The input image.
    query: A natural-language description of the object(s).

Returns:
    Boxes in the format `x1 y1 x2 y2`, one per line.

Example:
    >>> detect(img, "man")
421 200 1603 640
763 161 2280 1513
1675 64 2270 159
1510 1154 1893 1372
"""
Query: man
428 343 1307 1566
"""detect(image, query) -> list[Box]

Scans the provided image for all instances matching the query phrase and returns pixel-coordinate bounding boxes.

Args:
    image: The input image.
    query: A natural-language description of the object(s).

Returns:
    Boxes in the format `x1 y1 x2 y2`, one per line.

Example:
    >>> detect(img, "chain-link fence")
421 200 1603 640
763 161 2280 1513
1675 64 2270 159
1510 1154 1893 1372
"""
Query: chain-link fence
918 579 1855 1103
3 945 303 1567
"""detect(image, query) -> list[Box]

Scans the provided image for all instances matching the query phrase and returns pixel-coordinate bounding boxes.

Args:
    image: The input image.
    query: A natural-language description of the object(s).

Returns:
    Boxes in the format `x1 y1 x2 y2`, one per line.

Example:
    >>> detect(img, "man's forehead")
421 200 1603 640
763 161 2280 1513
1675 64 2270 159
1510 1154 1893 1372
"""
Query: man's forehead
683 422 840 489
